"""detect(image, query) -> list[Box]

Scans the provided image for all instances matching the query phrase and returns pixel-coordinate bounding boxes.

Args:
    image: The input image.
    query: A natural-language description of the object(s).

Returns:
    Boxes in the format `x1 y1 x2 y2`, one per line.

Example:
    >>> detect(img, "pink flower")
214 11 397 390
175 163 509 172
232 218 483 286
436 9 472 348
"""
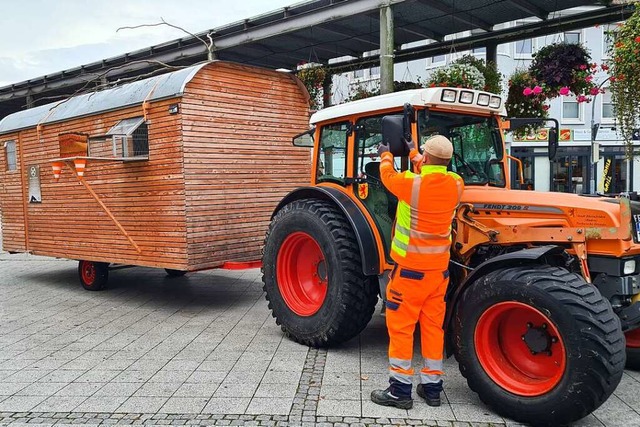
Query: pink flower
559 87 570 96
579 64 587 70
523 87 534 96
590 87 600 96
585 75 593 82
532 85 543 95
576 95 589 103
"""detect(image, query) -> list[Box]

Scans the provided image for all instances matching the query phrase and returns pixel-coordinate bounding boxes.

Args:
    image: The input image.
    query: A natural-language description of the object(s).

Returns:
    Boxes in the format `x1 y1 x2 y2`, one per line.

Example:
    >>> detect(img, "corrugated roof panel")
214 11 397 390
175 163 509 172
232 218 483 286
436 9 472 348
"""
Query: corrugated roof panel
0 62 208 135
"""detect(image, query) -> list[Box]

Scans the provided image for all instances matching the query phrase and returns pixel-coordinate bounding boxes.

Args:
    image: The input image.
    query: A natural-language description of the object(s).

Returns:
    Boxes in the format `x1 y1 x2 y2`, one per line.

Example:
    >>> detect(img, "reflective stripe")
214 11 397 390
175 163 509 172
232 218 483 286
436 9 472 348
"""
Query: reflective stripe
396 223 451 240
389 357 413 384
390 357 412 370
411 176 421 234
420 372 442 384
392 238 409 252
424 358 444 371
406 244 451 254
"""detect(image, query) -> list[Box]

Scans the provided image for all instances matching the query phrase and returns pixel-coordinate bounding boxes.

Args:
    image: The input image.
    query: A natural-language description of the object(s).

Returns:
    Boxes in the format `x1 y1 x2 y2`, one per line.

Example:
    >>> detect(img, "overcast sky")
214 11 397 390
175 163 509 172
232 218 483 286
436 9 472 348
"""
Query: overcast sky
0 0 295 87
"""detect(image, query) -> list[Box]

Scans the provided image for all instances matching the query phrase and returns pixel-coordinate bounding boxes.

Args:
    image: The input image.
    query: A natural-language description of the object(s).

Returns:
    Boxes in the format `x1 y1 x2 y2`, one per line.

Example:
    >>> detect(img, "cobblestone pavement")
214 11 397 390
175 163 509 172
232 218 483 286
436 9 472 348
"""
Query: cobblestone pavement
0 255 639 426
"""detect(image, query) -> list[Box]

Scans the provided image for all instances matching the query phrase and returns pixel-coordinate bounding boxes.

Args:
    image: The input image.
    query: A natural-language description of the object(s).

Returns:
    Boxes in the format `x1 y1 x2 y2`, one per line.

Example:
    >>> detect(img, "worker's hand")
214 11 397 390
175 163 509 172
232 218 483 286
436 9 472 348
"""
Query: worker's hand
377 143 390 157
405 138 416 152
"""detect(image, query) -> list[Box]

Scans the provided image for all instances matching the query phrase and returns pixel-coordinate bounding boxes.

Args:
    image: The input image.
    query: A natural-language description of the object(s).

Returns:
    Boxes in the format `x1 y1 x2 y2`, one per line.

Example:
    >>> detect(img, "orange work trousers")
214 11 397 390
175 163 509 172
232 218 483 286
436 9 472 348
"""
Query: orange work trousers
385 265 449 387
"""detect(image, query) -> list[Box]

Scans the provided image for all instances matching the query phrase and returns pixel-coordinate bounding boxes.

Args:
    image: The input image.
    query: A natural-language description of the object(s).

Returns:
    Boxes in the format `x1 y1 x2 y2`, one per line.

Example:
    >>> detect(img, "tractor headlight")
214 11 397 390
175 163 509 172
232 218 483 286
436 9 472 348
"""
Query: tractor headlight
489 96 502 109
441 89 457 102
477 93 490 106
623 259 637 275
459 91 474 104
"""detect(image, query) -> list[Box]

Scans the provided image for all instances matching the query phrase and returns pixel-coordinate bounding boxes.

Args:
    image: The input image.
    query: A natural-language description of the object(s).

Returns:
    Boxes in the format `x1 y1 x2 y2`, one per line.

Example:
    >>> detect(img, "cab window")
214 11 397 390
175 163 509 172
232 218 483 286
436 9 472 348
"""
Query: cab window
317 122 349 184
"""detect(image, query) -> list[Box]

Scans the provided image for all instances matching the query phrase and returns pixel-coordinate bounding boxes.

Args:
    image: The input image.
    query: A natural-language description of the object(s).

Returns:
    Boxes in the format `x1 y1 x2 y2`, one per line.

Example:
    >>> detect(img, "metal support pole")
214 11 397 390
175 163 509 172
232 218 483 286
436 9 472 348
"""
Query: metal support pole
322 71 332 108
380 3 394 95
486 43 497 66
590 76 610 194
25 93 34 109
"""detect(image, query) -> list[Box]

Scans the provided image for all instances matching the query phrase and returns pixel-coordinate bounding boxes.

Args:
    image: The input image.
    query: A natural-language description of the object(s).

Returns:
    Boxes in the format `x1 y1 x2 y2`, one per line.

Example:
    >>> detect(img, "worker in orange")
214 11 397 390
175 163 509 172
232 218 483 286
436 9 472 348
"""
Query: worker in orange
371 135 464 409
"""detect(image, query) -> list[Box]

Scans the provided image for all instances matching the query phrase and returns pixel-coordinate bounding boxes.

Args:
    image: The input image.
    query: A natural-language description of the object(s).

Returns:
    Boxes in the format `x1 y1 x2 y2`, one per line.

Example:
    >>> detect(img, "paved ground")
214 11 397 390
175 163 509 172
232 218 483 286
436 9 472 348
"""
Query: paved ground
0 255 639 427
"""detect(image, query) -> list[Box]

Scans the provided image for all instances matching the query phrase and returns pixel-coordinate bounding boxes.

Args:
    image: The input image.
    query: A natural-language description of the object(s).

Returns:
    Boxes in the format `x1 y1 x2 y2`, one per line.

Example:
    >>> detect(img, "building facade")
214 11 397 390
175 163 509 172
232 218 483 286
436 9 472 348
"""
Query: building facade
332 11 640 195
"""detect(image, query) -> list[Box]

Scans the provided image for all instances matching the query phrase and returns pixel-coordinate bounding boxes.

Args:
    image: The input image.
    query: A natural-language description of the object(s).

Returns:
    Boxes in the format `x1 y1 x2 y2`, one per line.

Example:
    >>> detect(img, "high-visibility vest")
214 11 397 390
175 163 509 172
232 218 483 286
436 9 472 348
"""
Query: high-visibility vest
380 154 464 271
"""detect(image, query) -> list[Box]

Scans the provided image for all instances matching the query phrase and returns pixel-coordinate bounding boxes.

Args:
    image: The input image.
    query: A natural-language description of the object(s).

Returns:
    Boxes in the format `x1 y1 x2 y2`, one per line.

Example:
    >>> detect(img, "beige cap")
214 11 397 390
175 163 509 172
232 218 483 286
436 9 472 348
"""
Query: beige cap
422 135 453 160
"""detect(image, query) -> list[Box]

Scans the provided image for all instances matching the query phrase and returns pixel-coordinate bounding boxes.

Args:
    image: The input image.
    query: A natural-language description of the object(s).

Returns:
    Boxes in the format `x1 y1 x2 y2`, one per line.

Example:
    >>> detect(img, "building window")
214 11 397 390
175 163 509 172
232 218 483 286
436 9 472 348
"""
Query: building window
564 31 581 45
370 66 380 77
105 117 149 158
472 46 486 55
515 38 533 57
601 90 614 122
602 24 618 59
4 140 16 171
562 97 582 122
354 69 364 79
429 54 446 67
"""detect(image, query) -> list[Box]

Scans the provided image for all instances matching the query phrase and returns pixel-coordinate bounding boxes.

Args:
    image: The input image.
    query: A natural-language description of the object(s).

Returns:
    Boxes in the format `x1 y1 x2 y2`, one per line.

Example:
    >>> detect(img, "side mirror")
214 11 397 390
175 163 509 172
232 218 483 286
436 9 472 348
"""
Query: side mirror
382 115 409 157
507 117 559 161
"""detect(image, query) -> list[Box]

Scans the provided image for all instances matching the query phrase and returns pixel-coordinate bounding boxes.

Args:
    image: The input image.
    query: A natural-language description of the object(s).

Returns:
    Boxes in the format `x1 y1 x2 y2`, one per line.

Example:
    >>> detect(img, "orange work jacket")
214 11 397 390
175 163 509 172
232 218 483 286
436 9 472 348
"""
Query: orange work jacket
380 151 464 271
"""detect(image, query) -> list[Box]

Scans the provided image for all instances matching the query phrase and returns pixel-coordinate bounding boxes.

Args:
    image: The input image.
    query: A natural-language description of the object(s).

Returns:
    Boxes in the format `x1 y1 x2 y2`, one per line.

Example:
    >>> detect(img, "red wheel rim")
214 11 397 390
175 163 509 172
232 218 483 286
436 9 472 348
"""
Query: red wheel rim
626 329 640 348
474 301 566 396
81 261 96 285
276 232 328 316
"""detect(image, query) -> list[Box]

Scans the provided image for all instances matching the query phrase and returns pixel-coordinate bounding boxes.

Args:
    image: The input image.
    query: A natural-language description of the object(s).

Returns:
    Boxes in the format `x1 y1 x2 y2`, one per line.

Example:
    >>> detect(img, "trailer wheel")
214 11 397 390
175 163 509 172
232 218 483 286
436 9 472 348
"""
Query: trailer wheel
78 260 109 291
625 329 640 370
262 199 378 347
165 269 187 277
453 265 625 426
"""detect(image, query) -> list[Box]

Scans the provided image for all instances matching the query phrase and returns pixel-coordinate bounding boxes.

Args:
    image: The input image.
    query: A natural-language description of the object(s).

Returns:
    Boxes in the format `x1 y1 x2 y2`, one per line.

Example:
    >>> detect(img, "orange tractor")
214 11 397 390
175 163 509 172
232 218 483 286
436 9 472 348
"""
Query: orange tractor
262 87 639 425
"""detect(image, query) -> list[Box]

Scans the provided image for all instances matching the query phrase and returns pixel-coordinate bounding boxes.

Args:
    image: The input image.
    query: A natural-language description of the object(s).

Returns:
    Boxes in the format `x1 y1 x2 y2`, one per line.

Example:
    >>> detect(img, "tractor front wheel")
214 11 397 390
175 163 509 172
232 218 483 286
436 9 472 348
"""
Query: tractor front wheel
262 199 378 347
454 265 625 426
78 260 109 291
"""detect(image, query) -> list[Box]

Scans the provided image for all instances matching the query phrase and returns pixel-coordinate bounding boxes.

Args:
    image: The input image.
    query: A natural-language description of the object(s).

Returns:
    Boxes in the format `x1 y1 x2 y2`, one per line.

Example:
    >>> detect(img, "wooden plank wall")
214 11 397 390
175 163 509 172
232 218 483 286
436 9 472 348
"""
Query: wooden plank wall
182 62 311 270
0 99 189 269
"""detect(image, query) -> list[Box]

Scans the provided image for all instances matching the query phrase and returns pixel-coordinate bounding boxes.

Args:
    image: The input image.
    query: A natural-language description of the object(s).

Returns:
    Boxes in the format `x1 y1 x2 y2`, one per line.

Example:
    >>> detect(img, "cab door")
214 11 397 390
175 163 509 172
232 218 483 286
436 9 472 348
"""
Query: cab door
352 115 398 262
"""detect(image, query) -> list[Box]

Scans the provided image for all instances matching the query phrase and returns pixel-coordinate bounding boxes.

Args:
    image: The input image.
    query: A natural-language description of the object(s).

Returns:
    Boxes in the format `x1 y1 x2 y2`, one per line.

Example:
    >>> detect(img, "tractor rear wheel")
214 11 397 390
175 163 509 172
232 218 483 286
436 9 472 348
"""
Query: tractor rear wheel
78 260 109 291
625 329 640 370
454 265 625 426
262 199 378 347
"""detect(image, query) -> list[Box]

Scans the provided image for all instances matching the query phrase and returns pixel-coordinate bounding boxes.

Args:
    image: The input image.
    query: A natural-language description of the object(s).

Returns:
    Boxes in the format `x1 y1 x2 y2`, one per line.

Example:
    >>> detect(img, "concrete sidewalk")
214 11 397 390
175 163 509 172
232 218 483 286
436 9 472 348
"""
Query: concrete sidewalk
0 256 638 426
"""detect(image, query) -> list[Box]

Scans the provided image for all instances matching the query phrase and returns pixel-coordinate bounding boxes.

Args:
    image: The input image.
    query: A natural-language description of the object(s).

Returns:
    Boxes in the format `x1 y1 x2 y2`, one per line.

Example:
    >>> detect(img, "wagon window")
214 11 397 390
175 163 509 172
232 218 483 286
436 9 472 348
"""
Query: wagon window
4 140 16 171
106 117 149 159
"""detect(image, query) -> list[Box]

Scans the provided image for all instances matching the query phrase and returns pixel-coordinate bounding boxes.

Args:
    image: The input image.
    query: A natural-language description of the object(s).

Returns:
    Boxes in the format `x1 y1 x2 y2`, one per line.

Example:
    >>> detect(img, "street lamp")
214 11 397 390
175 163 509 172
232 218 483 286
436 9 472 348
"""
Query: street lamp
590 76 611 194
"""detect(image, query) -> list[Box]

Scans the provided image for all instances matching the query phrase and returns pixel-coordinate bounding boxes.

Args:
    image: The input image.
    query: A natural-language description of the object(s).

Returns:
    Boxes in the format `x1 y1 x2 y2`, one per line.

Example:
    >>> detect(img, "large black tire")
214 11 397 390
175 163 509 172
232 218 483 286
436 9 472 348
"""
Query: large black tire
78 260 109 291
262 199 379 347
453 265 625 426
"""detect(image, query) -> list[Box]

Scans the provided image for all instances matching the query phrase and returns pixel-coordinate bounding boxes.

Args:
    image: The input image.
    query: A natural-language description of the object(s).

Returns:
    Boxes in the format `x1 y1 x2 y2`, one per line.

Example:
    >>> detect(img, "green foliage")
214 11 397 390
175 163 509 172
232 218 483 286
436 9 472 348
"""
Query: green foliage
530 43 597 99
427 63 486 90
506 70 549 137
296 64 327 111
453 55 502 94
346 80 423 102
608 4 640 153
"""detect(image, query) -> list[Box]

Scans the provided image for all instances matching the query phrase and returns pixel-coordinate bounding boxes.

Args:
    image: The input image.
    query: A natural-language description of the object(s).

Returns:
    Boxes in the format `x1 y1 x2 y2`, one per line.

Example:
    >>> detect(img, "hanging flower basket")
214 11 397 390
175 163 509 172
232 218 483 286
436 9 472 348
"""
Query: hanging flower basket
427 63 486 90
296 62 327 111
529 42 598 100
346 81 423 102
608 6 640 151
453 55 502 94
505 70 549 138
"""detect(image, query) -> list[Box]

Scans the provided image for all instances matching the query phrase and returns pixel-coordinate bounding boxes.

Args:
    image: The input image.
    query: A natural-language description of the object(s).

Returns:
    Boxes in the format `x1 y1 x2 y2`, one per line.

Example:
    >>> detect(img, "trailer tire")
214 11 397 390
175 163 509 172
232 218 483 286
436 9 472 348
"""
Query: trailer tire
453 265 625 426
625 330 640 370
262 199 378 347
78 260 109 291
165 269 187 277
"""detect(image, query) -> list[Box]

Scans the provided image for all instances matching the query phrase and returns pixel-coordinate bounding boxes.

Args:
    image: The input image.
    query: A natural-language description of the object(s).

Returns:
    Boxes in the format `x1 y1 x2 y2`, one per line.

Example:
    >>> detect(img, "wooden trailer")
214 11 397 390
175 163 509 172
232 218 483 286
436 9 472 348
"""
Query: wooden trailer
0 61 311 289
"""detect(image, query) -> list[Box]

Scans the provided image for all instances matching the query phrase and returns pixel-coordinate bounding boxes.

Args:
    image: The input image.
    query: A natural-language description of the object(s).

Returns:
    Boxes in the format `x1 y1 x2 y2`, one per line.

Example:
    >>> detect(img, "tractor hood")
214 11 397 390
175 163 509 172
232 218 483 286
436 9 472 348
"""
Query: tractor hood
460 187 640 257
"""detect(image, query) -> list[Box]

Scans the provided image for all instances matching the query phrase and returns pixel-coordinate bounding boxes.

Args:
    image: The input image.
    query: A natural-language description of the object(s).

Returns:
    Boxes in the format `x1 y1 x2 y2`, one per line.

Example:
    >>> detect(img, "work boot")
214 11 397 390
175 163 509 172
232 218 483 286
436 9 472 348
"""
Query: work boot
417 381 443 407
370 387 413 409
